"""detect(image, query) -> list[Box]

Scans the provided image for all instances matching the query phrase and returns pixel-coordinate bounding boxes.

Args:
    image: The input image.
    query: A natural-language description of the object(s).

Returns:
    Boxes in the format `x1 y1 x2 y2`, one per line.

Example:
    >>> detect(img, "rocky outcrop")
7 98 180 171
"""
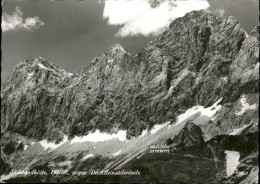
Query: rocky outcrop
200 24 259 140
166 121 205 147
229 26 259 84
222 25 259 103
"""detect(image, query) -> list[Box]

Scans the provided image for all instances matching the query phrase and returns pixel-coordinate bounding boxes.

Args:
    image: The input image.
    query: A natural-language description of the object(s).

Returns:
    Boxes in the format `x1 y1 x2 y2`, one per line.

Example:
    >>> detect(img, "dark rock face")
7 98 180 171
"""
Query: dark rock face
206 132 258 161
2 10 256 143
223 25 259 103
167 121 205 147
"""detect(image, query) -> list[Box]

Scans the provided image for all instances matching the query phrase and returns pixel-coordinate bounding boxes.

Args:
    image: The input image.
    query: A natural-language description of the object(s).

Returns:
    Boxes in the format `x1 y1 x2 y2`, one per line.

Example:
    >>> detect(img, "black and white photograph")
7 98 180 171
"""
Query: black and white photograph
1 0 259 183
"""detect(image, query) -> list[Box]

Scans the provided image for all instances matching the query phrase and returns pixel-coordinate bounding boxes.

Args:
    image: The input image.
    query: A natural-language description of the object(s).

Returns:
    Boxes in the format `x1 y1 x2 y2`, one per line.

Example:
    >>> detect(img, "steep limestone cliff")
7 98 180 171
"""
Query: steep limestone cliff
2 10 256 142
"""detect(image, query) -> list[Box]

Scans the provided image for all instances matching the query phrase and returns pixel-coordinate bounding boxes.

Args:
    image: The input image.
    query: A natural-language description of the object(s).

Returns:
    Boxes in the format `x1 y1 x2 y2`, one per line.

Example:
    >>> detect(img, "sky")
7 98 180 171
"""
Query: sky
1 0 259 81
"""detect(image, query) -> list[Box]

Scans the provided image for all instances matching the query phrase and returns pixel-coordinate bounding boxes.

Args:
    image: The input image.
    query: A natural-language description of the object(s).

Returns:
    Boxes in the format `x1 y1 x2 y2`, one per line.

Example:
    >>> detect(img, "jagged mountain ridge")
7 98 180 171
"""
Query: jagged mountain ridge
2 10 258 143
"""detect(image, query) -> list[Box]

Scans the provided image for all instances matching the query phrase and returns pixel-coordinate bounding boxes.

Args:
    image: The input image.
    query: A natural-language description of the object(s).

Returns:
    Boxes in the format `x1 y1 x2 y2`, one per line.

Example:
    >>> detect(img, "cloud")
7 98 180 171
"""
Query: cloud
103 0 210 37
2 7 44 32
215 9 225 17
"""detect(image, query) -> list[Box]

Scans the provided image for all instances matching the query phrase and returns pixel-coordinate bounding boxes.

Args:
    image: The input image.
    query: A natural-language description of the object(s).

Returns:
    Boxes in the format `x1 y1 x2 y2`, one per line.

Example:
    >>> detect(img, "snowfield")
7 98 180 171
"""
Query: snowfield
70 130 127 143
39 135 68 151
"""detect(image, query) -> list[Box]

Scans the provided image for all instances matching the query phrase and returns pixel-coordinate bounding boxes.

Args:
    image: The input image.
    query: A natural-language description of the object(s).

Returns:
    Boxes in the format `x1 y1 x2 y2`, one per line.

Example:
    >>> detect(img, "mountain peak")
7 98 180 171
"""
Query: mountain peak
1 57 73 95
80 43 130 74
102 43 128 59
110 43 126 52
12 57 57 73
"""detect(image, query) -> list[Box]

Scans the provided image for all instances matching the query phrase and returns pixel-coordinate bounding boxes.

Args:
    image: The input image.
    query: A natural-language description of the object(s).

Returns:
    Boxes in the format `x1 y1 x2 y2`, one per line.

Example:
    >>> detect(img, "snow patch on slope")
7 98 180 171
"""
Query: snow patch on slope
165 68 189 99
24 145 29 150
113 149 122 156
71 130 127 144
27 72 34 77
37 63 48 70
82 154 94 161
236 95 257 116
39 135 68 151
151 121 170 134
175 98 222 125
229 123 252 135
138 129 148 138
65 73 73 76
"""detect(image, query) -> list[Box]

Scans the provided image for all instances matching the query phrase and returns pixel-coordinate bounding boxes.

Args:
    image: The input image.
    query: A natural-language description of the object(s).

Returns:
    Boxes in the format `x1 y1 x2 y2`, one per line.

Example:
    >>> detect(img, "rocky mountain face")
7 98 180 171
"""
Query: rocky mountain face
1 10 259 183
